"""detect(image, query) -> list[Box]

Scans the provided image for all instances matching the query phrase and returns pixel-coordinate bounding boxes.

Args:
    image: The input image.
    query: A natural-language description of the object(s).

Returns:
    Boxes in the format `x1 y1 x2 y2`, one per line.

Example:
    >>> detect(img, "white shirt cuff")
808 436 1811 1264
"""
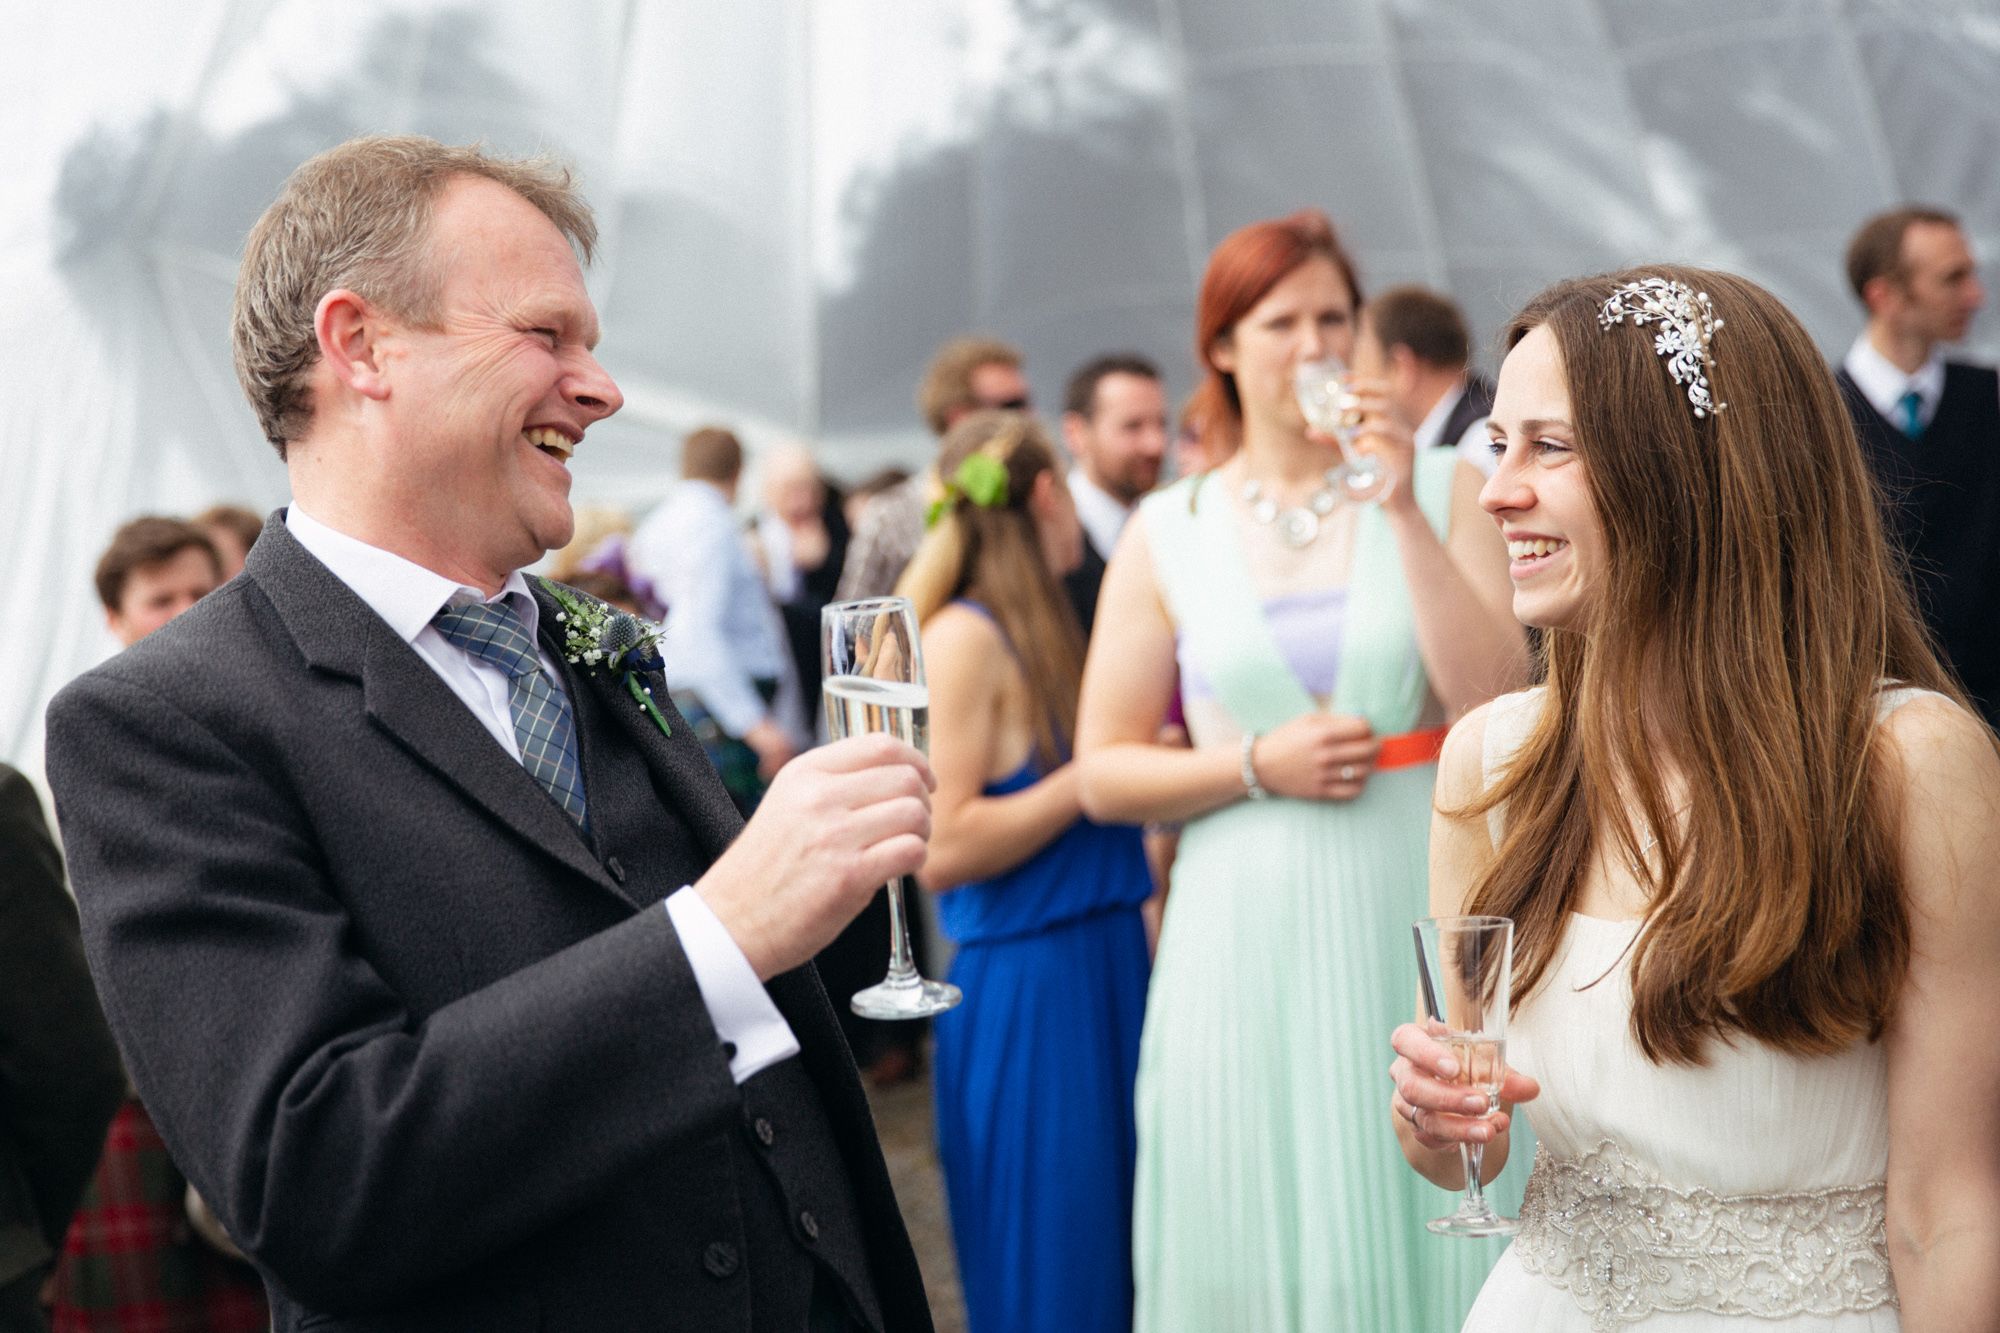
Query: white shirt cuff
662 887 801 1084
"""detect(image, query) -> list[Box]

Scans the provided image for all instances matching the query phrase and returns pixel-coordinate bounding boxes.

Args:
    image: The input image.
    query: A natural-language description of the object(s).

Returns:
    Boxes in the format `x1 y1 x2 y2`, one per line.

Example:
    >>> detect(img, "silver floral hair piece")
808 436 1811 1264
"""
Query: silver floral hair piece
1597 277 1727 419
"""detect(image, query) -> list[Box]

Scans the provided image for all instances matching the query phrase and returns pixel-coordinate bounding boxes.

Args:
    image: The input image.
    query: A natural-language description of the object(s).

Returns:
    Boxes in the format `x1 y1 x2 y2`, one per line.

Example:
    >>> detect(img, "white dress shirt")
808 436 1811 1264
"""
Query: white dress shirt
630 481 798 741
1069 470 1134 561
1415 377 1497 478
1843 335 1947 433
285 504 798 1083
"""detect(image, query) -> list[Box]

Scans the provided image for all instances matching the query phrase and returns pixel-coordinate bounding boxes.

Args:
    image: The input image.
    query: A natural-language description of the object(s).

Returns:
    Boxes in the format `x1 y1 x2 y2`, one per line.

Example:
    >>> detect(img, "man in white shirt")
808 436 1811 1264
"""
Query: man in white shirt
44 135 933 1332
1350 285 1497 477
1058 354 1168 636
630 426 805 808
1836 205 2000 727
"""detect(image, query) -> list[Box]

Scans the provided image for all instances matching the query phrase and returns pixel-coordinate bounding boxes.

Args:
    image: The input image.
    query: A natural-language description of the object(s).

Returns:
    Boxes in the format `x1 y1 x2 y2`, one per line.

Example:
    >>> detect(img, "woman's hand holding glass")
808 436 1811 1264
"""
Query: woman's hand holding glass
1389 1019 1541 1154
1337 379 1422 517
1246 713 1379 802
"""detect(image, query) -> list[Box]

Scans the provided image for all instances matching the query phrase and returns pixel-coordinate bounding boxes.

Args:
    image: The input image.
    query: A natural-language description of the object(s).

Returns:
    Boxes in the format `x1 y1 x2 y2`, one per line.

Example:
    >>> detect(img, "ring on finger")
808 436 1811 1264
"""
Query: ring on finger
1340 763 1358 783
1405 1100 1422 1127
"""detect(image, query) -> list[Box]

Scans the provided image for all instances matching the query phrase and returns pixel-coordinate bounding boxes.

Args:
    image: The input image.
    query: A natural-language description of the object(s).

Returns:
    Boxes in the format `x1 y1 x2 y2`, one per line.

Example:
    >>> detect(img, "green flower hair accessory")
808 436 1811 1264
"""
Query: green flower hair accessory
925 450 1012 529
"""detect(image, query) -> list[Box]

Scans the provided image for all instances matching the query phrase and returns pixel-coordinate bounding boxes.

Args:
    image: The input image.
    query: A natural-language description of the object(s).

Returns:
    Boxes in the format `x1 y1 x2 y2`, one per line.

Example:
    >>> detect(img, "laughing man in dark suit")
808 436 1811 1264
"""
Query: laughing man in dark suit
45 136 935 1333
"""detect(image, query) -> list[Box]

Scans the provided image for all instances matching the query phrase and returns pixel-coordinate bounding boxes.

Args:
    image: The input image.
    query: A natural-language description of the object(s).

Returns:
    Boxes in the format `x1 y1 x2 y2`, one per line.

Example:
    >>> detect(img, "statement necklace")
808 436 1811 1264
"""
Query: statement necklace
1241 469 1343 548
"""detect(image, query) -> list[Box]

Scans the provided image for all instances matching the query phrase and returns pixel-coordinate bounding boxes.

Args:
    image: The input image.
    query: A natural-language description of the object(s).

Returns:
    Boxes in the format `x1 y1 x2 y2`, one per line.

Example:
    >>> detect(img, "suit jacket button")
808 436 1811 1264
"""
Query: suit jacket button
753 1117 775 1148
797 1210 819 1242
605 856 626 882
702 1241 740 1278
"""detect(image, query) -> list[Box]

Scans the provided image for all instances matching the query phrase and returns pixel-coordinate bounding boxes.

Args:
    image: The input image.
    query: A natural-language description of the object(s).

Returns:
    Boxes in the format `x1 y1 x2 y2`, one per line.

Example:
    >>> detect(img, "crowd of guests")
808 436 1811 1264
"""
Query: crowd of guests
13 170 2000 1333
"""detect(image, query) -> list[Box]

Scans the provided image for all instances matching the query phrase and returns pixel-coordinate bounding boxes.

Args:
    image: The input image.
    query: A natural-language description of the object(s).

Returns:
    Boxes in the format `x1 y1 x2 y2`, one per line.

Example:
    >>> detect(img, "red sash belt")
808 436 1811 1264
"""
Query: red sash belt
1377 725 1449 771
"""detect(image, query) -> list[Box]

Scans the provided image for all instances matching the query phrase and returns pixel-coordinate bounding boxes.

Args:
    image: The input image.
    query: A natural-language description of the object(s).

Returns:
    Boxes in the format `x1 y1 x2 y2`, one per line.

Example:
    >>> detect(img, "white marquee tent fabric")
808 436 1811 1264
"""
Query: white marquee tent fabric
7 0 1999 793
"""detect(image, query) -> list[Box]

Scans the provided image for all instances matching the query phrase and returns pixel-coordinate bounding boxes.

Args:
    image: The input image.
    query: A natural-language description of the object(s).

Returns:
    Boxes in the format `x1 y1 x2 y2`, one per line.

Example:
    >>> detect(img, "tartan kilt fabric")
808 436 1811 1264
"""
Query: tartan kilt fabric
52 1099 268 1333
668 689 770 817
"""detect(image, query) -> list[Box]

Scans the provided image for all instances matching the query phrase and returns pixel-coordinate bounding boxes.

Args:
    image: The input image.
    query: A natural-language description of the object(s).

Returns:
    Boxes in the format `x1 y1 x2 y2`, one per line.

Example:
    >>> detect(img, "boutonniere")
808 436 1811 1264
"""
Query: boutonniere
538 577 673 738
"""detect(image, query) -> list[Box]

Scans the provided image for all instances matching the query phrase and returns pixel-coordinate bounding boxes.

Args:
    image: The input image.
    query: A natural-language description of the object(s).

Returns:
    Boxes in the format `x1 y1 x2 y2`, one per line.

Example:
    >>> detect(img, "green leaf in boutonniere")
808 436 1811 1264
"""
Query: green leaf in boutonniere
538 577 672 738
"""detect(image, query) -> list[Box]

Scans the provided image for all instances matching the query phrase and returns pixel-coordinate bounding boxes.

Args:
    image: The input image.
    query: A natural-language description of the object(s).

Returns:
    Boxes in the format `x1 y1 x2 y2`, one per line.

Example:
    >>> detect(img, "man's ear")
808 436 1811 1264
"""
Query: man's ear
1389 343 1422 392
314 289 393 401
1861 273 1902 321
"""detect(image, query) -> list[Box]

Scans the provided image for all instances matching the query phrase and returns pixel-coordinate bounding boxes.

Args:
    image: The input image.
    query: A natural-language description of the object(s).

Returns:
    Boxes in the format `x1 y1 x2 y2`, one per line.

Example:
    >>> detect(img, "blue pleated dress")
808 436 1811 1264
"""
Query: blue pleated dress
932 757 1154 1333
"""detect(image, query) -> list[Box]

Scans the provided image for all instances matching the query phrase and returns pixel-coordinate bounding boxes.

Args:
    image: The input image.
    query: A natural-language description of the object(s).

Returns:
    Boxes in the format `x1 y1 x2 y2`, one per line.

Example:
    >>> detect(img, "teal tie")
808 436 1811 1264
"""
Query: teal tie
1899 388 1924 439
433 598 589 826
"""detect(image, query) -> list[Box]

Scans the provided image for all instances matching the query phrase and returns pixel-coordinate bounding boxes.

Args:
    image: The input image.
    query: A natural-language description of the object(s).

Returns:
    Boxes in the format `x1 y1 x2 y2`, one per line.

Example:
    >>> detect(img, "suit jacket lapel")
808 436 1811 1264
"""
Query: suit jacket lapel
248 518 626 904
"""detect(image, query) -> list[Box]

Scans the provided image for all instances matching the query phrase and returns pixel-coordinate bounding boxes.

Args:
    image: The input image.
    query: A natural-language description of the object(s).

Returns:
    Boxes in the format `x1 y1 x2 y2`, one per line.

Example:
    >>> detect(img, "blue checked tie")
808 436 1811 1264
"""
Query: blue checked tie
433 598 589 826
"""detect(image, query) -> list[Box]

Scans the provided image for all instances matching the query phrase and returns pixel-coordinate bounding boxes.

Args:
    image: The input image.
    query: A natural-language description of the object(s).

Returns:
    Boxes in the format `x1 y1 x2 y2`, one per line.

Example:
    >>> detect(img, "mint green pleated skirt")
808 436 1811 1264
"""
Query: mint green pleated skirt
1133 766 1527 1333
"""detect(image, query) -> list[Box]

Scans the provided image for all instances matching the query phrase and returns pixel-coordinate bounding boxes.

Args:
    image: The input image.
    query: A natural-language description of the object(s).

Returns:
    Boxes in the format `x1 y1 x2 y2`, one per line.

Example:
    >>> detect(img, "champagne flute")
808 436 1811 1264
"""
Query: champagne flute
822 596 962 1020
1412 914 1517 1236
1294 355 1393 504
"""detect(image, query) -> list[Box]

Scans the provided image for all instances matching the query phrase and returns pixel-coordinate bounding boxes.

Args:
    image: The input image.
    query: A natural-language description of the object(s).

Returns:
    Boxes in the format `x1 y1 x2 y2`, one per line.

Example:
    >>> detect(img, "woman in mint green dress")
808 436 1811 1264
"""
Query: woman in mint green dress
1075 209 1532 1331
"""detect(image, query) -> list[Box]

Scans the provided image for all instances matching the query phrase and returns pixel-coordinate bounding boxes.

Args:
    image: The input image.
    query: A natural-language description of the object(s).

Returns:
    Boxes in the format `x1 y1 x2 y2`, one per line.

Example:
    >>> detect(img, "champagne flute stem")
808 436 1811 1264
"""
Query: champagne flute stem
1460 1140 1488 1211
883 875 919 984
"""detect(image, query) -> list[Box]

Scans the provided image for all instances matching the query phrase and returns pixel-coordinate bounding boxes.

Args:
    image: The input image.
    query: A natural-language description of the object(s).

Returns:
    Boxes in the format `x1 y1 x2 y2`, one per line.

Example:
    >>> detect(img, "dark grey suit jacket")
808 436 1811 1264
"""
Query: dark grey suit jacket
44 520 929 1331
0 765 125 1292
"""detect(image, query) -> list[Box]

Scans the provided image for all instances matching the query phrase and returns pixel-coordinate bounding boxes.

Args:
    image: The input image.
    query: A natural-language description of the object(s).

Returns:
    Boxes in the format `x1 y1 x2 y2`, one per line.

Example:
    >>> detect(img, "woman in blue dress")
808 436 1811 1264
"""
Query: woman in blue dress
899 410 1154 1333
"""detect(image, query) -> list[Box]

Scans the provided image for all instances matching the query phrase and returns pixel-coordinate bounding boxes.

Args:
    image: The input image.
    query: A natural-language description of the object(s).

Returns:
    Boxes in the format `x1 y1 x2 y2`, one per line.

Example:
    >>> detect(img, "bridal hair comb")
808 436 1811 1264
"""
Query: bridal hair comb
1597 277 1727 419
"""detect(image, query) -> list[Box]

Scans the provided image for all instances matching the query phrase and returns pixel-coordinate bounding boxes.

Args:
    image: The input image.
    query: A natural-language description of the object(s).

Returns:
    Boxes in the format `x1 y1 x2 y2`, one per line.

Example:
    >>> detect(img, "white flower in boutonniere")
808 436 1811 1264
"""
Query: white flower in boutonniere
538 578 673 738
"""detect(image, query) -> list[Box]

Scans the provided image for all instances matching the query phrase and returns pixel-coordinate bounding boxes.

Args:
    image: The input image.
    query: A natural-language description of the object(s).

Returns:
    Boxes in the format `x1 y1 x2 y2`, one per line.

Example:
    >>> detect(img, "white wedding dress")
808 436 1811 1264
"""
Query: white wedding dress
1461 688 1909 1332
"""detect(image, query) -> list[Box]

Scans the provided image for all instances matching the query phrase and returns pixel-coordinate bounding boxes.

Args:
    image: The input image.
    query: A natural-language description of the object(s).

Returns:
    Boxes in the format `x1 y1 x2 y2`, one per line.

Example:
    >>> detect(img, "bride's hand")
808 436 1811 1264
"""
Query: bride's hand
1389 1020 1540 1153
1247 713 1379 802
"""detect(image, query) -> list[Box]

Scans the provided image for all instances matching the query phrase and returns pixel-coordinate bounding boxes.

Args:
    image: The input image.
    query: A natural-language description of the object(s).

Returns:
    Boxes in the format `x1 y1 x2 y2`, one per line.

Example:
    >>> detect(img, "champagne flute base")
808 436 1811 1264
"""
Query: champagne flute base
851 975 961 1020
1426 1207 1519 1237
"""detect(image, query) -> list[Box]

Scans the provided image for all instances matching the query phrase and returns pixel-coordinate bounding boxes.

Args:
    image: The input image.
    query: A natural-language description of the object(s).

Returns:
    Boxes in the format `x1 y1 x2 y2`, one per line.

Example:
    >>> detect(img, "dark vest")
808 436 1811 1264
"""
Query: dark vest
563 662 881 1332
1434 372 1495 452
1063 533 1108 641
1839 361 2000 727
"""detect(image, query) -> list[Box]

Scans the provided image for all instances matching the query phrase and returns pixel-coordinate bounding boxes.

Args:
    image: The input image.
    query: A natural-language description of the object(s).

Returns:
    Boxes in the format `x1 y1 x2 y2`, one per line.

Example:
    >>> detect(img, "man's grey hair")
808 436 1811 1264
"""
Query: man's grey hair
230 135 597 457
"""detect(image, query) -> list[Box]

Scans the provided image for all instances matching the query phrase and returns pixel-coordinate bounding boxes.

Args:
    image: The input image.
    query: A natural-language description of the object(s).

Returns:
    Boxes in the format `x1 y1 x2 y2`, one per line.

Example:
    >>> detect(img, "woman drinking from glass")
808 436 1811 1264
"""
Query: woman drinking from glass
1076 209 1528 1330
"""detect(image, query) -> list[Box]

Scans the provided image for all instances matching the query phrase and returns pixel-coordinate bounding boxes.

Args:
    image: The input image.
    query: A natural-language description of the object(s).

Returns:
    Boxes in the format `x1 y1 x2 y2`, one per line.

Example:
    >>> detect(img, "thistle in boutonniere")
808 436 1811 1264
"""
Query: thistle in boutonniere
539 578 673 738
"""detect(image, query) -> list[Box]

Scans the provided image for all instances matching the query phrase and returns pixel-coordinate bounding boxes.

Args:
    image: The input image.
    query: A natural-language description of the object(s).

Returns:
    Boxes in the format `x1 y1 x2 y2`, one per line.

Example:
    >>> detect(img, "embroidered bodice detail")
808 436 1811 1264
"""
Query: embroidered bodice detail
1513 1140 1895 1330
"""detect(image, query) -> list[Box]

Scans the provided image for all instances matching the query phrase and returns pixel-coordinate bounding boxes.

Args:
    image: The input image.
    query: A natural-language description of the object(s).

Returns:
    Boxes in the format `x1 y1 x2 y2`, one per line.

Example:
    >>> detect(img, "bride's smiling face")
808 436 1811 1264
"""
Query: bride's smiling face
1481 324 1604 632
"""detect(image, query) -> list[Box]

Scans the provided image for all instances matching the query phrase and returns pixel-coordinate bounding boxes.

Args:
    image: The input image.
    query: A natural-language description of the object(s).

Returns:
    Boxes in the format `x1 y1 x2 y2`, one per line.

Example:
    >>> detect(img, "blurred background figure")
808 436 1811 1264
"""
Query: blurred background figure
754 443 850 705
189 505 262 582
1059 354 1168 638
61 517 266 1332
547 506 654 617
0 761 125 1333
902 411 1152 1333
837 336 1032 603
631 426 805 814
1837 205 2000 728
93 518 221 648
1076 209 1528 1332
842 467 910 535
1352 285 1496 477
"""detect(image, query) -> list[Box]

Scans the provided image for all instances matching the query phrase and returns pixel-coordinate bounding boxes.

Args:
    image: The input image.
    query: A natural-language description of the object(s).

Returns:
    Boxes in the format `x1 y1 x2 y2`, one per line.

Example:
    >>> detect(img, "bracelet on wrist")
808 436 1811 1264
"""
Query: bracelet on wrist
1240 731 1268 801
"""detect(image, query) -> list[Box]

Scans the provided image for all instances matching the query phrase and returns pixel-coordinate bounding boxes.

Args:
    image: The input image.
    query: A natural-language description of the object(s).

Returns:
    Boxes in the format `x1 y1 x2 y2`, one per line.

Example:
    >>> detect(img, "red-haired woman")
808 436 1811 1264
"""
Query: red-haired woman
1390 268 2000 1329
1077 210 1528 1328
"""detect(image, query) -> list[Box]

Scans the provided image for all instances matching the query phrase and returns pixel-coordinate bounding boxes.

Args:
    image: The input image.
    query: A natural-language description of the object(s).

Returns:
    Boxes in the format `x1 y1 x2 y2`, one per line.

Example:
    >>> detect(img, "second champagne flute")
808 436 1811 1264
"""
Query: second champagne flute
1412 914 1518 1237
822 596 963 1020
1294 355 1393 504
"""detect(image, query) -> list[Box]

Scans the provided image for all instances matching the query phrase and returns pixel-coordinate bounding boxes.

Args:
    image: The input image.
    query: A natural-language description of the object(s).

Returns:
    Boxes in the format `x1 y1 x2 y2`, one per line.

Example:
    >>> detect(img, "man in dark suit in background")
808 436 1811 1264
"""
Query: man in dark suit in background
0 764 124 1332
1350 285 1496 477
1059 354 1167 637
1835 205 2000 726
46 136 934 1332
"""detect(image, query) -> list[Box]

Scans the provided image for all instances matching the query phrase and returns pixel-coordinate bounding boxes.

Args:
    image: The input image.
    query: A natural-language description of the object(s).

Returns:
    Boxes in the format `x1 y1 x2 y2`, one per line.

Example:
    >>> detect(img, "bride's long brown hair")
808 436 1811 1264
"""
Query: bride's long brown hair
1464 265 1969 1064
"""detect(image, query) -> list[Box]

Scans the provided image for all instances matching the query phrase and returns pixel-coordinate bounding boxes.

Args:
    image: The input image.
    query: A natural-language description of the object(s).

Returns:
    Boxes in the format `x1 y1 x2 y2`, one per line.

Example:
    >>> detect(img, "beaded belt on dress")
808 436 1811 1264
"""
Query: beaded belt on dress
1512 1140 1897 1330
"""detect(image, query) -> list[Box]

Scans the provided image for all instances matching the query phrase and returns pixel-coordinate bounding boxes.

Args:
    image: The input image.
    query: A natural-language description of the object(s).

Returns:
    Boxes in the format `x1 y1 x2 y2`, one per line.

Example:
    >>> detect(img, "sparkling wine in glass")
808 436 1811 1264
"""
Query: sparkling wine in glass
822 596 962 1020
1412 914 1518 1237
1294 355 1393 504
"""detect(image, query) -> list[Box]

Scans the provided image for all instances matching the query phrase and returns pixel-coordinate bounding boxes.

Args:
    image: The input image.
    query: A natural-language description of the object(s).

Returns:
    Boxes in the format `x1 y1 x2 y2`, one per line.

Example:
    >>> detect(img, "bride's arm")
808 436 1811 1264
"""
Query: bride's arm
1389 705 1539 1189
1881 696 2000 1331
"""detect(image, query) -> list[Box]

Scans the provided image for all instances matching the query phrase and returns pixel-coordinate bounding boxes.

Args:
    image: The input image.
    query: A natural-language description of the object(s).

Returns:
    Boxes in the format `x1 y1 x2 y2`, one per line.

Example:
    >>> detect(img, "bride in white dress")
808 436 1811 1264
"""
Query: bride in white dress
1388 265 2000 1330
